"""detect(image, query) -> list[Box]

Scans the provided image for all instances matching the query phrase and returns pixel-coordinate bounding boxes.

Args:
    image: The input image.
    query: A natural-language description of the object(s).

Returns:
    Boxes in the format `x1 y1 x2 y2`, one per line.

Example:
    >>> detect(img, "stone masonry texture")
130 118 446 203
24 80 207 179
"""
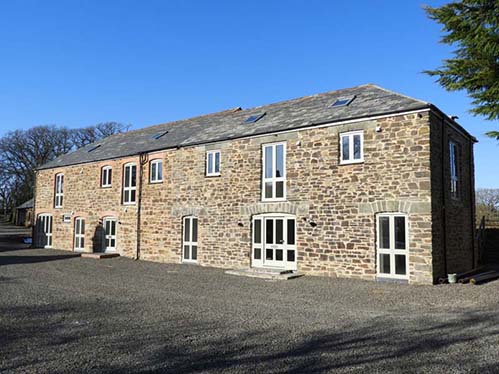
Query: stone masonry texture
34 110 475 284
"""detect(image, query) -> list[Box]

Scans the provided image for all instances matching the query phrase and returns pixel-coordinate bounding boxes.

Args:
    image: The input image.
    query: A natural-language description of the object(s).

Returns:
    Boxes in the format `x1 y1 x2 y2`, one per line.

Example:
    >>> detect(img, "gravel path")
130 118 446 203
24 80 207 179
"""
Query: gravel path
1 237 499 373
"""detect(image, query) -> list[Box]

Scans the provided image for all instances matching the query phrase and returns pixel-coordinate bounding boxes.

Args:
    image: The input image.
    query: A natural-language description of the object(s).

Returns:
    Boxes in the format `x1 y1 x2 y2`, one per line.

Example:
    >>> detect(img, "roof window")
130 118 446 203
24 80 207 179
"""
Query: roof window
152 131 168 140
244 112 266 123
331 96 356 108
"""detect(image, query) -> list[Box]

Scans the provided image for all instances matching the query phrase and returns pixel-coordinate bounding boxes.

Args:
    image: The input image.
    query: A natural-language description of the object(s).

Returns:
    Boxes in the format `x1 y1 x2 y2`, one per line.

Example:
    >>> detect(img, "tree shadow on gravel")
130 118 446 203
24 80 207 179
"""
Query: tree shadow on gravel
2 301 499 373
0 253 81 266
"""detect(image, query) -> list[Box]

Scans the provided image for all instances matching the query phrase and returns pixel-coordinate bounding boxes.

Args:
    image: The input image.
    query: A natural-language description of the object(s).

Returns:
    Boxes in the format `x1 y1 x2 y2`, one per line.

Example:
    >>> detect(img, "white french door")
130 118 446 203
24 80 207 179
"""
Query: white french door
182 216 198 262
103 217 117 252
377 213 409 279
37 214 53 248
74 217 85 251
252 214 296 270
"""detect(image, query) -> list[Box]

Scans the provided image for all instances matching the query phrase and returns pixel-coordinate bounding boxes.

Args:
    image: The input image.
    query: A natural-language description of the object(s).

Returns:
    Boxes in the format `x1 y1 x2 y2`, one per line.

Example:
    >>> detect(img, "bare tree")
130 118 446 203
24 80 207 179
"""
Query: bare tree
0 122 130 216
476 188 499 220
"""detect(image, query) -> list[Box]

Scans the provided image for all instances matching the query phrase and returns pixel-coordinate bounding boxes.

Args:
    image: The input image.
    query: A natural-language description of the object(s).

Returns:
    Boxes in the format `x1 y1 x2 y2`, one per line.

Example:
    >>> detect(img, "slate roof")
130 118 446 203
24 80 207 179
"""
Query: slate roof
39 84 435 170
17 198 34 210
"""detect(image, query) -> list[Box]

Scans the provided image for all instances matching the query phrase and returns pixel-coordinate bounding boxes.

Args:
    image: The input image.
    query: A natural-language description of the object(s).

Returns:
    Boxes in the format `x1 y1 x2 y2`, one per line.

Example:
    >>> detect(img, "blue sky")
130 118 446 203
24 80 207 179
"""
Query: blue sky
0 0 497 187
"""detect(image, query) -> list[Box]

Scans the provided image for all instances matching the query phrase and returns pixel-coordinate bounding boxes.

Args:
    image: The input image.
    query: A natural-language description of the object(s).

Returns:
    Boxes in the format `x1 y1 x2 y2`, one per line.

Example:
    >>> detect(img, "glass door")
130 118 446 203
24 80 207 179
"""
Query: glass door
37 214 53 248
182 216 198 263
377 214 409 279
74 217 85 251
103 217 117 252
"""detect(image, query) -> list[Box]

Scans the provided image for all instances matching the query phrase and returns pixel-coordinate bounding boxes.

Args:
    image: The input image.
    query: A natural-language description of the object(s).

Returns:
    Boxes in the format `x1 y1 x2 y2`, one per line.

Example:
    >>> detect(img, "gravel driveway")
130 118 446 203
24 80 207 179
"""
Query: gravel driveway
1 237 499 373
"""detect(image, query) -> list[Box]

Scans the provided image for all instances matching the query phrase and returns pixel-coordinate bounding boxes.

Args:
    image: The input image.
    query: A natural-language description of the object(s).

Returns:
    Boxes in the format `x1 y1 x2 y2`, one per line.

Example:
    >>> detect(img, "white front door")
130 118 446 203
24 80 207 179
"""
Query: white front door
103 218 117 252
182 216 198 262
74 217 85 251
252 214 296 270
37 214 53 248
377 213 409 279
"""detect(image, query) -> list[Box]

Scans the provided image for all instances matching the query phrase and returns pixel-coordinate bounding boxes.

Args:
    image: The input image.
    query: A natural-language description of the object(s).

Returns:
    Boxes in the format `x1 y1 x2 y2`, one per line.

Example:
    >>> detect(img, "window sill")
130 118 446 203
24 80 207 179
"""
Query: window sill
123 202 136 206
339 159 364 165
54 206 63 209
261 198 287 203
101 185 112 188
206 174 221 178
149 180 163 184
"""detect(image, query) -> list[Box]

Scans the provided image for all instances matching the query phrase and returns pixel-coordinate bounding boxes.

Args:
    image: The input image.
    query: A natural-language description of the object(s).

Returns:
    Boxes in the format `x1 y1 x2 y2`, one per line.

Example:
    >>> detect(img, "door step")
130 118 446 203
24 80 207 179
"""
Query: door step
80 253 120 259
225 268 303 280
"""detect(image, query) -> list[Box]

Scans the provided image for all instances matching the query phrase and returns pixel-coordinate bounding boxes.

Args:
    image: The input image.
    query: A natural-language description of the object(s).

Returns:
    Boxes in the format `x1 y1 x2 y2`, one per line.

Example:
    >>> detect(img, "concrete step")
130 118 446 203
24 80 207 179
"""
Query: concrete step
80 252 120 259
225 268 303 280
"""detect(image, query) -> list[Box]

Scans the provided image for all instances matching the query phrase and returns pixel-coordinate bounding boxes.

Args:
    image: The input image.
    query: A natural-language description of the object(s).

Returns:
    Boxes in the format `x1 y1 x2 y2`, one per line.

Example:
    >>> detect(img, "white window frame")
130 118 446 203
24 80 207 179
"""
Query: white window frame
101 166 112 187
339 130 364 165
262 142 287 202
449 141 459 199
376 213 409 280
37 214 53 248
182 216 198 263
206 150 221 177
74 217 85 252
123 163 137 205
149 159 163 183
54 173 64 208
103 217 117 252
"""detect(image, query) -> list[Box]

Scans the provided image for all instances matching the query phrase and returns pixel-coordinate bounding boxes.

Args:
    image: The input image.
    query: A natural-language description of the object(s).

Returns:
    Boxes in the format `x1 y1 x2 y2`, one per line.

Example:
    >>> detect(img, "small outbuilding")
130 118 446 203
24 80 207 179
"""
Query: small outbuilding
15 198 34 227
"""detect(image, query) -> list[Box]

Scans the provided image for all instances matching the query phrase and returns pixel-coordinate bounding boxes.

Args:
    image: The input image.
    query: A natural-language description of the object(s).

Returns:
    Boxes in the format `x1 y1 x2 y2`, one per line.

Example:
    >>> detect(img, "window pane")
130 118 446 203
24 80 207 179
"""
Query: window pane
395 254 406 275
287 250 295 262
353 134 361 159
130 190 136 202
215 152 220 173
131 165 136 187
394 216 406 249
254 219 261 244
275 219 283 243
275 144 284 178
379 217 390 249
276 249 283 261
276 181 284 198
266 248 273 260
342 136 350 160
380 253 390 274
157 162 163 180
254 247 261 260
81 220 85 234
108 169 112 185
111 221 116 235
125 166 130 187
184 219 190 242
192 218 198 242
264 146 273 178
110 239 116 248
184 245 189 259
266 219 273 244
191 245 197 260
207 153 213 174
81 238 85 248
265 182 273 199
105 220 110 234
287 219 295 245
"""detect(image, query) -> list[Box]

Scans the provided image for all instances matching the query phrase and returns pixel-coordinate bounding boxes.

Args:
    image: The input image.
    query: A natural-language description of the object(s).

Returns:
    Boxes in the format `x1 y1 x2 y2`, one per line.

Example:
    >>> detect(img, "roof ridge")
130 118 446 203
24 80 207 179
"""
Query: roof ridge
367 84 428 105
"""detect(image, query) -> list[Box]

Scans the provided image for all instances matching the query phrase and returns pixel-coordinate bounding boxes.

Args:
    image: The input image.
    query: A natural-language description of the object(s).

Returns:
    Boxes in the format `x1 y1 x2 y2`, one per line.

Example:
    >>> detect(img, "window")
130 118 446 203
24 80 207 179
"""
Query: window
151 131 168 140
340 131 364 164
54 173 64 208
150 159 163 183
377 214 408 280
262 142 286 201
37 214 53 248
183 216 198 262
123 163 137 204
103 217 117 252
331 96 355 108
101 166 112 187
244 112 266 123
74 217 85 251
87 144 101 152
206 150 221 176
449 141 459 199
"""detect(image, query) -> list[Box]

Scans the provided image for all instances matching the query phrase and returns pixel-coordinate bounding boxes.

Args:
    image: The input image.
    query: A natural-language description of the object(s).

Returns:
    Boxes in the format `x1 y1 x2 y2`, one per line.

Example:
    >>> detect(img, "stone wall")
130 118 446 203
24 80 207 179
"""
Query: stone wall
429 112 475 279
35 110 474 284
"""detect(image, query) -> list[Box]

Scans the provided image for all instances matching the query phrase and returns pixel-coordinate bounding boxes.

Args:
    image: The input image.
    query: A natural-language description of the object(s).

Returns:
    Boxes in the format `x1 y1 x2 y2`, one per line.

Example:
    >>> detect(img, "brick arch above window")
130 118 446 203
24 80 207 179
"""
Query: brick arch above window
241 202 310 216
358 200 431 215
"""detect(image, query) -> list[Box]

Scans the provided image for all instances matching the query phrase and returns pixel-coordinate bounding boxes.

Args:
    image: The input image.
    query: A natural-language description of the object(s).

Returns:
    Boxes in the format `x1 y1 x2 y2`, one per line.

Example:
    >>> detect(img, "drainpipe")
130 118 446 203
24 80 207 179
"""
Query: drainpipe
469 138 476 268
136 153 148 260
31 171 37 248
441 117 448 276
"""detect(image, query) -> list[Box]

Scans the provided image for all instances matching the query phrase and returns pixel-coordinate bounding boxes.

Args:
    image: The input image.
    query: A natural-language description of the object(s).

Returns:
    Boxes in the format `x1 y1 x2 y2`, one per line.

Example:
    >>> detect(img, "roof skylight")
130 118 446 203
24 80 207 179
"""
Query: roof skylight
152 131 168 140
244 112 266 123
87 144 101 152
330 96 356 108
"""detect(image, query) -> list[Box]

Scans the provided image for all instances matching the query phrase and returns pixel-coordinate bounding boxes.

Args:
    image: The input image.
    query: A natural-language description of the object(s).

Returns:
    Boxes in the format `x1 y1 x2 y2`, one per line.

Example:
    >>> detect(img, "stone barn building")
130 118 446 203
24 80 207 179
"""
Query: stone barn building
34 84 476 284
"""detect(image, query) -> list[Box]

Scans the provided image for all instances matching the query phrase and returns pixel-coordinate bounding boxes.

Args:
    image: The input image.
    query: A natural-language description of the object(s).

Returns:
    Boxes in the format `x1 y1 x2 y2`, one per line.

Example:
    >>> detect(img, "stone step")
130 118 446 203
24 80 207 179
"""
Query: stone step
80 252 120 259
225 268 303 280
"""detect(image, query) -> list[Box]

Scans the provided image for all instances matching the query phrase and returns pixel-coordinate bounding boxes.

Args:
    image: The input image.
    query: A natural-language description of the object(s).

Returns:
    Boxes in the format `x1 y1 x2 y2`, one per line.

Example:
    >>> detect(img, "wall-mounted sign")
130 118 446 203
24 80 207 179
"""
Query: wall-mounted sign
62 214 71 223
